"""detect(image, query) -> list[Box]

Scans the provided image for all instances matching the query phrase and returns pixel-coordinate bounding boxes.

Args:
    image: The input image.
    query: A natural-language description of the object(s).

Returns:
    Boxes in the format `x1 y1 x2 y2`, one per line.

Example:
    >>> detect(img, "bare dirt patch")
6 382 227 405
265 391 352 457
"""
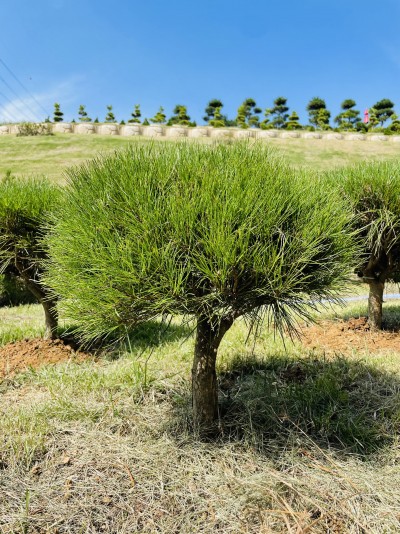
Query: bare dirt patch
302 316 400 354
0 338 91 378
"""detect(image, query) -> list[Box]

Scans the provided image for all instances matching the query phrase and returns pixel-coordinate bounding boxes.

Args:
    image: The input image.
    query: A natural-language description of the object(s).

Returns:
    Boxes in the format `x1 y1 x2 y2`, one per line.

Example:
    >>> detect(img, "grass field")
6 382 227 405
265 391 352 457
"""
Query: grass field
1 133 400 182
1 136 400 532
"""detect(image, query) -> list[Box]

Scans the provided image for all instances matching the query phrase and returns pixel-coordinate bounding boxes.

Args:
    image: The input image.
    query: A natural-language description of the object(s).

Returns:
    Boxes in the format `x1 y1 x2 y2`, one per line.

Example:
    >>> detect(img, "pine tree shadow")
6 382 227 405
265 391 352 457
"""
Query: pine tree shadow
58 319 193 356
170 353 400 458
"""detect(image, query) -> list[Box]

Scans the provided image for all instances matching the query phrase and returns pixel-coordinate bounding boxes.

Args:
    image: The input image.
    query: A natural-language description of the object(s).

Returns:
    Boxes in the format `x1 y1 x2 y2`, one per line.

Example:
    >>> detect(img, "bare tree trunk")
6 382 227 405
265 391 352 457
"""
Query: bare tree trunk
368 279 384 330
15 261 59 339
42 298 59 339
192 315 234 434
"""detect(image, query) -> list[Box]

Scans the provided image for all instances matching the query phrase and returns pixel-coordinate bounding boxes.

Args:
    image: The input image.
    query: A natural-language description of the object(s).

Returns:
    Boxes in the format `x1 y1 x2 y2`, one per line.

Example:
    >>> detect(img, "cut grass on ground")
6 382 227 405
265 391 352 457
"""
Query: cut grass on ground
1 299 400 532
0 134 400 182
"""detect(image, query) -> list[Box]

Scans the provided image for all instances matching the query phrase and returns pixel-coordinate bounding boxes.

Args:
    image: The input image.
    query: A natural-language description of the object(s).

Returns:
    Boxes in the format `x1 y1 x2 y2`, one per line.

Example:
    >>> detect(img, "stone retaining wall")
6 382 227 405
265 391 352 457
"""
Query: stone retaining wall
1 123 400 142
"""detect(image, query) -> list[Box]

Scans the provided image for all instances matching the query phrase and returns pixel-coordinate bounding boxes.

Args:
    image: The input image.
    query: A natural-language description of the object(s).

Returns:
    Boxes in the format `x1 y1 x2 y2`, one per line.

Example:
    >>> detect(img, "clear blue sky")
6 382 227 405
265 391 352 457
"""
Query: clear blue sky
0 0 399 125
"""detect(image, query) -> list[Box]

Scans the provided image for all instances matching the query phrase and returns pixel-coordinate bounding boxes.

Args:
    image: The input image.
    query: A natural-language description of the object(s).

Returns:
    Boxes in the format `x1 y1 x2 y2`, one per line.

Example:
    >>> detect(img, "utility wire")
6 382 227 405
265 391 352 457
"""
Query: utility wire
0 73 38 122
0 89 18 122
0 57 51 118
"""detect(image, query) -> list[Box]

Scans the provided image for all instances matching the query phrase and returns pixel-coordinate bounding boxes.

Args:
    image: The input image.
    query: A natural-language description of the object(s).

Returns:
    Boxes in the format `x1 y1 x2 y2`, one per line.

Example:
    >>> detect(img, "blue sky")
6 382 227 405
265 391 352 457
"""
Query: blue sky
0 0 399 125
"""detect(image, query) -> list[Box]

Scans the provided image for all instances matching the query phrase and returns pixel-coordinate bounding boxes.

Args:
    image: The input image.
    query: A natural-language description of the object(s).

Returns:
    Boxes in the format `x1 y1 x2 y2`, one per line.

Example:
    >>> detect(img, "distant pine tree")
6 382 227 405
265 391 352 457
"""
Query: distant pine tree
209 106 225 127
286 111 302 130
105 105 116 123
236 99 261 128
167 105 192 126
203 99 224 123
128 104 141 124
78 105 92 122
150 106 167 124
53 103 64 123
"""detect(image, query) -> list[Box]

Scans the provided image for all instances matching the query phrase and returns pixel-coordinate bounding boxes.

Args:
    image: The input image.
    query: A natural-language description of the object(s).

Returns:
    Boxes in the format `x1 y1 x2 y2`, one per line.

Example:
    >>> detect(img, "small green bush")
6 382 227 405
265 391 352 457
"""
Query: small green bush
16 122 53 137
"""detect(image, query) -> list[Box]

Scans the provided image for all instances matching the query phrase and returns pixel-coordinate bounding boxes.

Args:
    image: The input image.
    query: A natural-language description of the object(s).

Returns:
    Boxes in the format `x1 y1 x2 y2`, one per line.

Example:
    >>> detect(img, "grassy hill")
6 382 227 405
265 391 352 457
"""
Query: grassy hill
1 133 400 182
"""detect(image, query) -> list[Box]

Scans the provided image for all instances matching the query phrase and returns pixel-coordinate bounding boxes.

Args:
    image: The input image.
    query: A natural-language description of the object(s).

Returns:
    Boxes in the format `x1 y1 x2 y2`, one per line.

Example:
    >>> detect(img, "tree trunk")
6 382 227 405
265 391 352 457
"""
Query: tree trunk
192 315 234 434
368 279 384 330
42 298 59 339
15 261 59 339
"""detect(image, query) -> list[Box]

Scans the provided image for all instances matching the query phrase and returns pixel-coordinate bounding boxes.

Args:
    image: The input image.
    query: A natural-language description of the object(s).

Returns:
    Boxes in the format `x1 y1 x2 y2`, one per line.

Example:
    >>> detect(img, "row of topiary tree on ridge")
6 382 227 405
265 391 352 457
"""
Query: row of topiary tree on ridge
1 142 400 432
50 97 400 133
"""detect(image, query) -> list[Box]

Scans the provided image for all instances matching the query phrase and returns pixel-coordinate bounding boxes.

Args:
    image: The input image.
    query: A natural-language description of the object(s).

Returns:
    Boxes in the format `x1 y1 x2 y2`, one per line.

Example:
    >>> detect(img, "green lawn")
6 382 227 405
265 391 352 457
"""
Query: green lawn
1 133 400 182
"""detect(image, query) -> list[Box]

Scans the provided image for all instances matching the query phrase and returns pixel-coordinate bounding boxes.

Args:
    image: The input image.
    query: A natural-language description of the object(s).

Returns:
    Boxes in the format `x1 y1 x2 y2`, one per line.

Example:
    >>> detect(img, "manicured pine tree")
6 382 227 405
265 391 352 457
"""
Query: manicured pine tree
306 97 330 128
209 107 226 128
167 105 192 126
269 96 290 129
330 161 400 330
367 108 379 130
45 142 358 432
203 99 224 123
286 111 302 130
53 103 64 123
128 104 141 124
316 108 331 130
0 176 61 338
150 106 167 124
387 113 400 133
78 105 92 122
105 105 116 123
236 99 262 128
372 99 395 127
334 99 360 130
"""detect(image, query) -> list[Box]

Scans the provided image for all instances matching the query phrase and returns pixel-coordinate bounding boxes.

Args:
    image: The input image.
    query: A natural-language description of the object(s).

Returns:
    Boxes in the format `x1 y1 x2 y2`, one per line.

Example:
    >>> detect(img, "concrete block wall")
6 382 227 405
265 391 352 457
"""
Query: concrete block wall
1 122 400 143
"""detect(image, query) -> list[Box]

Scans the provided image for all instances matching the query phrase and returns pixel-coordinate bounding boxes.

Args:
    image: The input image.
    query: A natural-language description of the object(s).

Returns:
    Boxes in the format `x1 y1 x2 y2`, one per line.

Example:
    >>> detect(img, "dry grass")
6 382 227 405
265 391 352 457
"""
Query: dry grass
1 304 400 533
266 137 400 170
0 134 400 183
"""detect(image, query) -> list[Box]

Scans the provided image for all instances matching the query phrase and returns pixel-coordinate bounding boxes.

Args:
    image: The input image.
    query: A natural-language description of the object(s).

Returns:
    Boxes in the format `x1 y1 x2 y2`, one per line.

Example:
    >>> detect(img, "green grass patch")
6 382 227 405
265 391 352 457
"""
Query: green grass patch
0 304 45 344
1 134 400 183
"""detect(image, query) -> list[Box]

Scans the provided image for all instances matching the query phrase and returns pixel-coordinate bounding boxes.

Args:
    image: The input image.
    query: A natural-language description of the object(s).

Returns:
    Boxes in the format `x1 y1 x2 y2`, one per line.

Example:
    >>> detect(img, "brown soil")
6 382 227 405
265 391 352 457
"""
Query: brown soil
302 316 400 354
0 338 91 378
2 316 399 379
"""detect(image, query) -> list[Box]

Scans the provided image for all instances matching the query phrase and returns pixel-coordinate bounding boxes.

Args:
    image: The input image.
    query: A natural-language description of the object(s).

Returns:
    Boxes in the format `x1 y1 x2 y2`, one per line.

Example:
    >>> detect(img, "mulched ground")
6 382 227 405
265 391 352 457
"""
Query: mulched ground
302 316 400 354
0 338 91 378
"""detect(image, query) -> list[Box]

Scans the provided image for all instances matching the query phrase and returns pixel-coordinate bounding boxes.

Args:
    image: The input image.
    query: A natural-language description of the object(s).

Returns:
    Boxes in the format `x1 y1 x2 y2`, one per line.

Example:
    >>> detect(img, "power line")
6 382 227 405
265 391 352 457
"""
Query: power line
0 57 51 118
0 73 38 121
0 88 35 122
0 89 19 122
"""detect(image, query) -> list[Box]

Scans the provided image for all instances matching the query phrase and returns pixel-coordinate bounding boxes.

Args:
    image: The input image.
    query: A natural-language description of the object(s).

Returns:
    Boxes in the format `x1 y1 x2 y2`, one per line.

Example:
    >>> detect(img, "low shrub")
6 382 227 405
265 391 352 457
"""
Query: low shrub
16 122 53 137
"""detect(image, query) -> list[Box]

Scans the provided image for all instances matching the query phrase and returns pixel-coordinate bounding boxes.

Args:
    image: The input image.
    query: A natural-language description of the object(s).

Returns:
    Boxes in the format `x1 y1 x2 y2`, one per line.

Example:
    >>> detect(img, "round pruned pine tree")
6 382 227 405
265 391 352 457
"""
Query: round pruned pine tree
329 161 400 330
45 142 357 432
0 175 60 338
